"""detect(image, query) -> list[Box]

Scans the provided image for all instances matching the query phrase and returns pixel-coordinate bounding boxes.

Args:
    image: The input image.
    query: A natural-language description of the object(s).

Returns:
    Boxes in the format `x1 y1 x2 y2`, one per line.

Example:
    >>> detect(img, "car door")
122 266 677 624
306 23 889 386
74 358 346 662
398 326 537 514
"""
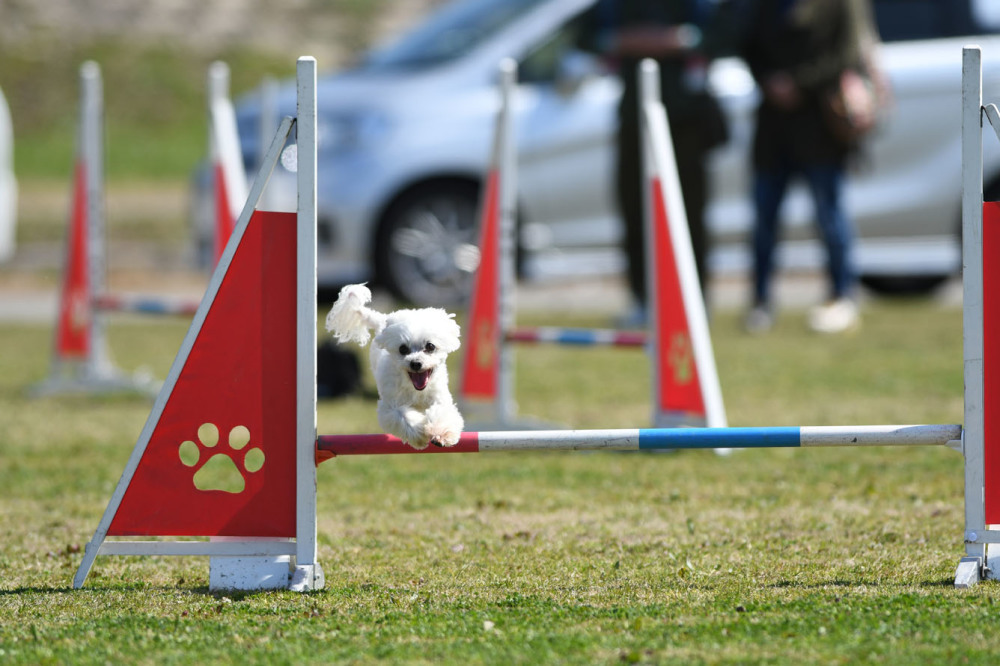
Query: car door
514 9 623 278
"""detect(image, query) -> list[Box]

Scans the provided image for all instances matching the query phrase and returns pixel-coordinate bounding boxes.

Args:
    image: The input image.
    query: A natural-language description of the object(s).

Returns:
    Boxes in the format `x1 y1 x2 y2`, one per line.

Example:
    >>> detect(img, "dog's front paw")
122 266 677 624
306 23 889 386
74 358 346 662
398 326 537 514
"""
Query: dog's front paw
426 425 461 448
402 436 431 451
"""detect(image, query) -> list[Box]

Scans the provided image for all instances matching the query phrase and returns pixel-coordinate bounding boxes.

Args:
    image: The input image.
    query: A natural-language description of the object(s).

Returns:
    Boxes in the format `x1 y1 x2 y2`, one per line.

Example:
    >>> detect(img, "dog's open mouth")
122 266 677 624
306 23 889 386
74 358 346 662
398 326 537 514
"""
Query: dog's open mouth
408 369 431 391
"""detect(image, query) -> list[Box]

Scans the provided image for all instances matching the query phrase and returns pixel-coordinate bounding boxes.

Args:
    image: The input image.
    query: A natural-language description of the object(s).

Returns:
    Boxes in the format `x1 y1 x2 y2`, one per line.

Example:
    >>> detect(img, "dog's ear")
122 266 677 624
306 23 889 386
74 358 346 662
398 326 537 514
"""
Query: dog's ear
435 311 462 353
372 323 395 352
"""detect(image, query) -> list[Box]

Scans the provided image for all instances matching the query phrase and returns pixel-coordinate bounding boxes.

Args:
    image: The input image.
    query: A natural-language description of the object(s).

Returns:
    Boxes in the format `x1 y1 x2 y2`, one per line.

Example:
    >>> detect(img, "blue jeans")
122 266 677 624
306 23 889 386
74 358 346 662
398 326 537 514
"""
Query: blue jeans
752 161 856 307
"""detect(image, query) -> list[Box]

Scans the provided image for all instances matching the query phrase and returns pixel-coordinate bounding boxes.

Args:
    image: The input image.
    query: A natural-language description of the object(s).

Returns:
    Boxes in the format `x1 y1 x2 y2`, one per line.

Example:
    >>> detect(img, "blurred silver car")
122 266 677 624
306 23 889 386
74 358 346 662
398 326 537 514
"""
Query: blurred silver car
197 0 1000 305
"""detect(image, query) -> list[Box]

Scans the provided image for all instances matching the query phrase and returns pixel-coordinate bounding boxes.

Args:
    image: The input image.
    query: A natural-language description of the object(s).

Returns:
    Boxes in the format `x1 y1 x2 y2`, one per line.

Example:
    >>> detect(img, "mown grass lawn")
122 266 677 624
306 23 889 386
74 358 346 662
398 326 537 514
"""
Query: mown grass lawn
1 297 996 664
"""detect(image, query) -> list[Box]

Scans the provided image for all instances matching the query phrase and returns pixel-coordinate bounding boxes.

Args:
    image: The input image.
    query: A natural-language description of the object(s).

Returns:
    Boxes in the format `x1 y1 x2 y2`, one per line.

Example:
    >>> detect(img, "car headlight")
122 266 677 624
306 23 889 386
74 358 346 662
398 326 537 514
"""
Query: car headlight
318 111 390 154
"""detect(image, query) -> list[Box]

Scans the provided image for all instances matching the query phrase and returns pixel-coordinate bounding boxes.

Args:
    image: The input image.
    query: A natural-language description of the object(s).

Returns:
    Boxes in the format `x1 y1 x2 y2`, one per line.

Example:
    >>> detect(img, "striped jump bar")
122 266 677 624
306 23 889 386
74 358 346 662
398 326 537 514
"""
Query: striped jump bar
93 295 201 317
506 327 646 347
316 424 962 462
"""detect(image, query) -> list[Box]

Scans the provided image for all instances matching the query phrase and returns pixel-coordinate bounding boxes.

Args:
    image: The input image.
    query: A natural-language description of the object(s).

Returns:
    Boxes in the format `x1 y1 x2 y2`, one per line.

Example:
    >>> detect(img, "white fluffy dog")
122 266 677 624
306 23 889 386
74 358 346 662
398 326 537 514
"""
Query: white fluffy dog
325 284 464 449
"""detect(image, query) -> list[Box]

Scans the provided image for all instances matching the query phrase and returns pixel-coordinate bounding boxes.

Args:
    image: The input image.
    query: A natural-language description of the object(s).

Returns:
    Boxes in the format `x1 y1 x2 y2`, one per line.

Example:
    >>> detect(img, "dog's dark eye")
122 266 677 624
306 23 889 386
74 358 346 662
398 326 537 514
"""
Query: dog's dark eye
424 342 436 353
398 345 409 356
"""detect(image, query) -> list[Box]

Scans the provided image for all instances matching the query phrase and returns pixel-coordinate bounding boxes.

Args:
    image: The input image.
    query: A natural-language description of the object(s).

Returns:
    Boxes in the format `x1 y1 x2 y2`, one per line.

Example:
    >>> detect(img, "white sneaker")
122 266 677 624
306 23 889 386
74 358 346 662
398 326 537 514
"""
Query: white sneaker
808 298 859 334
744 306 773 334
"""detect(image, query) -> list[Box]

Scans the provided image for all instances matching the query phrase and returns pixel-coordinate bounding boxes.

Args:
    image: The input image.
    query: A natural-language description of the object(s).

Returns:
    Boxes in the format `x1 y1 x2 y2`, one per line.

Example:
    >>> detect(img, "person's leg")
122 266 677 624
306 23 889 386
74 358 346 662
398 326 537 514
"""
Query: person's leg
617 106 646 307
671 125 709 296
751 163 790 308
803 162 860 333
803 162 855 300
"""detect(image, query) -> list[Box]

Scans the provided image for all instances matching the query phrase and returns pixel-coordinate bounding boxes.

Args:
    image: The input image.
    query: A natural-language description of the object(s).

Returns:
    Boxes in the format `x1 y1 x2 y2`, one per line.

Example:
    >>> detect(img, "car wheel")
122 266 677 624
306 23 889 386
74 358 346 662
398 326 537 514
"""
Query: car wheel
859 274 949 296
376 181 482 307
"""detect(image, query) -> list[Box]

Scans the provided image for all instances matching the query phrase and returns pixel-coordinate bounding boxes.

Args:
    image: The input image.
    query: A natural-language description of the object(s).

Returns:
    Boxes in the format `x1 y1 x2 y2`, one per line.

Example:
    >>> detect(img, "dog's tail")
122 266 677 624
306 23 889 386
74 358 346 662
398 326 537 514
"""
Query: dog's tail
324 283 387 347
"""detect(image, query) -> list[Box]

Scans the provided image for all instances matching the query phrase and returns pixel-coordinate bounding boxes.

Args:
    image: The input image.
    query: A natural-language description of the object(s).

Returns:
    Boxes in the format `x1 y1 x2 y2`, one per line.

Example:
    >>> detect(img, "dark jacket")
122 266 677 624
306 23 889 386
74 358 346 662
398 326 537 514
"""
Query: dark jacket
585 0 738 146
741 0 877 167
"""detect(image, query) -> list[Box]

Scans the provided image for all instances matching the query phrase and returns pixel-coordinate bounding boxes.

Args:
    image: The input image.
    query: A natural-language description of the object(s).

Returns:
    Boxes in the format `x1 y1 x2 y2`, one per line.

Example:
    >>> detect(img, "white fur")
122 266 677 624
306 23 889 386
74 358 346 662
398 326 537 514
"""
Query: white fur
325 284 464 449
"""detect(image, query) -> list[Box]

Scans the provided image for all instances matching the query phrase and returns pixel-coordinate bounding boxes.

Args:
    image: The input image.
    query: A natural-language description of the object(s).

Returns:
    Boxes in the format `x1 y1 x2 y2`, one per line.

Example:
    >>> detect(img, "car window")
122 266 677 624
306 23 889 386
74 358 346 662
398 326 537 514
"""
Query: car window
520 10 591 84
874 0 1000 42
360 0 545 71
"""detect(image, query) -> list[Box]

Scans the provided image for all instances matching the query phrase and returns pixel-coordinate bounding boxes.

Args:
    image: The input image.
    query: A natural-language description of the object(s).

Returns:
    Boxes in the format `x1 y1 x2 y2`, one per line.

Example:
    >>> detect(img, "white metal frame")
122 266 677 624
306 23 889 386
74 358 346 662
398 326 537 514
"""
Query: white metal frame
72 48 999 591
955 45 1000 587
293 56 321 592
73 57 322 592
497 59 518 427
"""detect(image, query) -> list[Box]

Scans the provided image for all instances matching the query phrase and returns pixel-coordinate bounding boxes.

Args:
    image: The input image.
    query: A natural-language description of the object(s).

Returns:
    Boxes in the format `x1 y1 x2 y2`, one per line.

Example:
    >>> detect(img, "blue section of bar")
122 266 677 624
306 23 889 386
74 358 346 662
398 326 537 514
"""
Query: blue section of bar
130 301 176 315
638 427 802 450
96 299 198 316
552 329 600 345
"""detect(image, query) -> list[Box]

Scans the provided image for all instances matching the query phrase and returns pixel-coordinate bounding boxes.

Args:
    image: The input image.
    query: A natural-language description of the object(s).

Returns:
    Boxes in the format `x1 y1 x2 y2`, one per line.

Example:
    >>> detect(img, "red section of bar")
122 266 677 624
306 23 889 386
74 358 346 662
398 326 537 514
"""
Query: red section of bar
316 432 480 460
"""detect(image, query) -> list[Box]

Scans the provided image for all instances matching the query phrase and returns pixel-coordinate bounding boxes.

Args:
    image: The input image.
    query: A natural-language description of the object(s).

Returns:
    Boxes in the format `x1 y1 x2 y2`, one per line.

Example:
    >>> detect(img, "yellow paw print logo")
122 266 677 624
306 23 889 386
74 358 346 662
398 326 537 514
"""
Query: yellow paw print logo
178 423 265 493
668 332 694 386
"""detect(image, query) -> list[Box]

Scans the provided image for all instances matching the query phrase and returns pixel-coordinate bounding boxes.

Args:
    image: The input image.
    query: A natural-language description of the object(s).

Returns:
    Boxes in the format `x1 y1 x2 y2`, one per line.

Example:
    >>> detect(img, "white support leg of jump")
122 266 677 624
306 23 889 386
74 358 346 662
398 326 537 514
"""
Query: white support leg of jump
496 58 518 427
74 56 322 593
292 54 323 593
957 46 988 587
208 537 295 591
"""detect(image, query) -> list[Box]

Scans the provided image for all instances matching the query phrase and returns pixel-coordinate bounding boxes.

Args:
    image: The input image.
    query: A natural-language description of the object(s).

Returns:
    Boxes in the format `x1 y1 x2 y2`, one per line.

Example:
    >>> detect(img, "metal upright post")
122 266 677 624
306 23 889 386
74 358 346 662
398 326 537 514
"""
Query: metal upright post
497 58 518 426
639 61 660 427
80 61 113 381
957 45 987 587
291 56 323 592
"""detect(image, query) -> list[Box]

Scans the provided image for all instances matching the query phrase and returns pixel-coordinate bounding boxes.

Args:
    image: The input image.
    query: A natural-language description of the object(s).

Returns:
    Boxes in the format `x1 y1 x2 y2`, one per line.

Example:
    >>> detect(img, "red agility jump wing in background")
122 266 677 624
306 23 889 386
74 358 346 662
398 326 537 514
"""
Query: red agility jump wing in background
649 175 705 417
460 169 501 401
55 161 92 359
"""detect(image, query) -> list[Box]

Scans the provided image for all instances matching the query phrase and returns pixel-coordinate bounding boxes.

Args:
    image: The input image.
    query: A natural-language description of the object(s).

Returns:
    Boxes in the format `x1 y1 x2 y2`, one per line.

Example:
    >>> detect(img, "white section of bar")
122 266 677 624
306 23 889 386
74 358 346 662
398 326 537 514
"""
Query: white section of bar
799 424 963 447
478 429 643 451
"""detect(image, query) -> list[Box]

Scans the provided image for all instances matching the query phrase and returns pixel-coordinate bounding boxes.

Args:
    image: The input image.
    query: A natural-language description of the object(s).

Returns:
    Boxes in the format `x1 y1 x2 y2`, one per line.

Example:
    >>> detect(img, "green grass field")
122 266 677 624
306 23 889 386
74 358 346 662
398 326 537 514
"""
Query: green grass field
1 298 996 664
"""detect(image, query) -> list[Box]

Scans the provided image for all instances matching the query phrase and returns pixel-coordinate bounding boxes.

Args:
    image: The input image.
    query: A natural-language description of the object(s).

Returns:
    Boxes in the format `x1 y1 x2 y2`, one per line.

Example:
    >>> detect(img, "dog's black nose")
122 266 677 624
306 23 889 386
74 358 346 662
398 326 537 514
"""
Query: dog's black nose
409 360 422 372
